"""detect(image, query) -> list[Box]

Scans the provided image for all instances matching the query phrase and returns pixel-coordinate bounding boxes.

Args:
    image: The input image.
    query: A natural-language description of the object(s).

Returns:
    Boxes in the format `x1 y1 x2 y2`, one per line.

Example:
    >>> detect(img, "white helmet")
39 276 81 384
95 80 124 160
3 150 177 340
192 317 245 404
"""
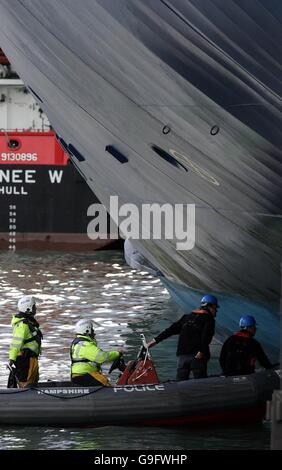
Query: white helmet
18 295 37 314
75 319 94 336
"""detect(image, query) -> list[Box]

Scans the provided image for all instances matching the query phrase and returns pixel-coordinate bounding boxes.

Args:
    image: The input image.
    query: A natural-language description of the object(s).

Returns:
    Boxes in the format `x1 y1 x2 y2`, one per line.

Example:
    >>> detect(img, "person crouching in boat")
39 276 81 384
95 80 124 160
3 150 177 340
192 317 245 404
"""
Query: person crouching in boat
70 319 122 387
147 294 218 380
8 296 42 387
219 315 272 376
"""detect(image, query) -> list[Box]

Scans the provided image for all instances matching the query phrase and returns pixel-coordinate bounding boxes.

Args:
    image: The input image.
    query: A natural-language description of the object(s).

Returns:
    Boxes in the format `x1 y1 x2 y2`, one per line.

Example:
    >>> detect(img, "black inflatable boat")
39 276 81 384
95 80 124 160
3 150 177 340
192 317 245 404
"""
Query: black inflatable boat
0 369 280 427
1 337 280 427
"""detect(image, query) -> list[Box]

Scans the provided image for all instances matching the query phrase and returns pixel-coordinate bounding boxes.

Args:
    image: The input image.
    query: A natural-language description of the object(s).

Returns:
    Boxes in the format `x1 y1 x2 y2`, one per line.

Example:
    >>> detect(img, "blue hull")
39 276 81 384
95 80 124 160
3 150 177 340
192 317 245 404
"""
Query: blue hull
162 277 280 362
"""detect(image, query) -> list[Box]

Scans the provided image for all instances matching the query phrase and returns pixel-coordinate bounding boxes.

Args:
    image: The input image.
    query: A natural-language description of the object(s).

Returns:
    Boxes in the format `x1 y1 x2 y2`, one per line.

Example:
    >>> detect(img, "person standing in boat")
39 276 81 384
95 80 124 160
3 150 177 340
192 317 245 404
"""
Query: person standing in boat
219 315 272 376
70 319 122 386
147 294 218 380
8 296 42 388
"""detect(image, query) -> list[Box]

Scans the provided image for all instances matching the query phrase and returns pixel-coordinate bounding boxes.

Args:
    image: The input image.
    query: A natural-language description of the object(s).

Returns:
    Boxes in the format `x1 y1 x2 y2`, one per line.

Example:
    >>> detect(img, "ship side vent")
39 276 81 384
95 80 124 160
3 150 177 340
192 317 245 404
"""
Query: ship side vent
105 145 128 164
68 144 86 162
28 86 43 103
57 136 68 153
151 145 187 172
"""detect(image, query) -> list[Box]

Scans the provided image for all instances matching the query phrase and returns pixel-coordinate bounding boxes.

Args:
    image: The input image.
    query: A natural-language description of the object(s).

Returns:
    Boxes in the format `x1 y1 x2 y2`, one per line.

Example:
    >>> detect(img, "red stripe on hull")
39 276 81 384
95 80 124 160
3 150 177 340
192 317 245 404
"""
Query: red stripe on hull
139 405 266 427
0 233 121 251
51 405 266 429
0 131 68 165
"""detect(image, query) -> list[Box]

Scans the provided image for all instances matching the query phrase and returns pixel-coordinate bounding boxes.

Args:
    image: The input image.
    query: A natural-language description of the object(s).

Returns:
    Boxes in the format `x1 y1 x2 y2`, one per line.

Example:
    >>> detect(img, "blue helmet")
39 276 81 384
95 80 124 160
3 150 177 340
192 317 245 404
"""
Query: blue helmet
239 315 256 329
200 294 219 308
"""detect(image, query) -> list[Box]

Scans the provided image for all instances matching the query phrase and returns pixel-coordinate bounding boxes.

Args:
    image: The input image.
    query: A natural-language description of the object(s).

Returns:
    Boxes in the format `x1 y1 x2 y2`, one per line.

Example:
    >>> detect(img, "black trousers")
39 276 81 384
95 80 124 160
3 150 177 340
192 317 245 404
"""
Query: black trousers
176 354 208 380
71 374 104 387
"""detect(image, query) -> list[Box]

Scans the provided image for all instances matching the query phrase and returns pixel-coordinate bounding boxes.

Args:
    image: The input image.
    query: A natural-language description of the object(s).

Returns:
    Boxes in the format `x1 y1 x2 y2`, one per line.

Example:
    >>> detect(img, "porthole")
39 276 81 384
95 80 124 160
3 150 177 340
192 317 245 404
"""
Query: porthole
162 125 171 135
8 139 21 150
210 125 220 136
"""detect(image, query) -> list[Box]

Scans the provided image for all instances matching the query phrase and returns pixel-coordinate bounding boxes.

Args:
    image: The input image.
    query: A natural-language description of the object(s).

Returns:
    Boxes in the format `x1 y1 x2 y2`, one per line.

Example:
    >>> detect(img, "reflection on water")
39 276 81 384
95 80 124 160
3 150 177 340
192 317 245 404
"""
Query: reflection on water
0 251 170 384
0 423 270 450
0 251 271 449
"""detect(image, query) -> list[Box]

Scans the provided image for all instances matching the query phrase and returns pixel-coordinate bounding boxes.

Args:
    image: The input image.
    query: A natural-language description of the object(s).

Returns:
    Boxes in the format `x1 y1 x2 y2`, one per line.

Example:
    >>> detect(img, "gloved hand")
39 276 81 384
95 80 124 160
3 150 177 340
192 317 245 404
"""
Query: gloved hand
194 351 205 360
147 339 156 348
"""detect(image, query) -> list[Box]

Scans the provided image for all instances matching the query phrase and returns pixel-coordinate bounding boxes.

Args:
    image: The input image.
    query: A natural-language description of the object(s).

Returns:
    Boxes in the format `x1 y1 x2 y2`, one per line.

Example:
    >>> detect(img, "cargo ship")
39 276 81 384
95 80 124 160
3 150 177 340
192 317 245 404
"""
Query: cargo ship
0 51 118 250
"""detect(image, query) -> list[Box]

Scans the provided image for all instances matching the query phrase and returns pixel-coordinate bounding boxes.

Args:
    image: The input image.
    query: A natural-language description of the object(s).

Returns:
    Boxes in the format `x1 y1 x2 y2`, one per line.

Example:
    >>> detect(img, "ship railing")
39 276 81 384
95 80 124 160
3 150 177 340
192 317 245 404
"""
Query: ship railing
0 128 52 133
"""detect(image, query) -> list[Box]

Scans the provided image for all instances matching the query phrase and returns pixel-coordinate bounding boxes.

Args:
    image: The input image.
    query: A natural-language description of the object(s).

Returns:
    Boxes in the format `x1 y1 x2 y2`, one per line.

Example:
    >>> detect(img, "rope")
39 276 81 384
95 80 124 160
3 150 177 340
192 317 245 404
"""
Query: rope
0 128 10 145
0 384 105 399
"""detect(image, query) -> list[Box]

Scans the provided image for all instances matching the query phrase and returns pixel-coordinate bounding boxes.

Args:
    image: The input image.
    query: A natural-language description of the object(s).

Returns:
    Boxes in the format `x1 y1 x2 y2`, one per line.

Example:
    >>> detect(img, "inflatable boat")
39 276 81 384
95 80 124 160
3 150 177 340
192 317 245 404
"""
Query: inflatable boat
1 337 280 427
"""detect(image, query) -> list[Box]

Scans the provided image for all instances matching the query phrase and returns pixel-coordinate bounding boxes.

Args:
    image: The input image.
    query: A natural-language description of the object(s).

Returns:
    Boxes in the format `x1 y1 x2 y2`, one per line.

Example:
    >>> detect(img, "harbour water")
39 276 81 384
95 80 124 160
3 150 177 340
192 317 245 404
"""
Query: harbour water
0 251 271 449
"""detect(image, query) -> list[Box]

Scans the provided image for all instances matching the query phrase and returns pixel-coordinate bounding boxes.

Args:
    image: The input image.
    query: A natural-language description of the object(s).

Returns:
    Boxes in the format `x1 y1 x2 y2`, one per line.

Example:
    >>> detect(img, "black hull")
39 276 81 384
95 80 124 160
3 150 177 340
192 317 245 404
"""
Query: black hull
0 164 118 250
0 369 279 427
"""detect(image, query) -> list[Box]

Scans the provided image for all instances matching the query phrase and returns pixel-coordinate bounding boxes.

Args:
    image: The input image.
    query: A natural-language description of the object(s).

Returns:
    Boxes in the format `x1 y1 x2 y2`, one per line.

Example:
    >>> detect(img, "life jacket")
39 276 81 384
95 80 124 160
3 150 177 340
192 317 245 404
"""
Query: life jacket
192 309 211 315
70 335 119 379
70 336 93 364
14 314 43 349
182 309 211 332
225 331 255 374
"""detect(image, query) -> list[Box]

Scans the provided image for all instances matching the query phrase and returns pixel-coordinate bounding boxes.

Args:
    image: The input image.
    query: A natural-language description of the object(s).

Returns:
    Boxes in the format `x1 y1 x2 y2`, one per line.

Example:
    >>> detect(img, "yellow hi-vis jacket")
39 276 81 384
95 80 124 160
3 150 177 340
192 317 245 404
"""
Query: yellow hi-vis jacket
70 335 120 376
9 315 42 361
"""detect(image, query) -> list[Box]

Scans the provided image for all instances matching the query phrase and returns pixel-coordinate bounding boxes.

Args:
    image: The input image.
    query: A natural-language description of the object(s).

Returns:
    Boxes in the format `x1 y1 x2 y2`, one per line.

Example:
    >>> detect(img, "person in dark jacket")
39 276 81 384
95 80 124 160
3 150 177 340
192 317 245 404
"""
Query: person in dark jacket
219 315 272 376
147 294 219 380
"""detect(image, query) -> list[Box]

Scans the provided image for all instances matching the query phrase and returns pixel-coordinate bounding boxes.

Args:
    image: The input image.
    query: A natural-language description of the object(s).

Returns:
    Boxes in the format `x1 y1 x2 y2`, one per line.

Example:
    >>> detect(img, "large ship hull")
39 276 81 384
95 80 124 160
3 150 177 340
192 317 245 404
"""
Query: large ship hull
0 1 281 351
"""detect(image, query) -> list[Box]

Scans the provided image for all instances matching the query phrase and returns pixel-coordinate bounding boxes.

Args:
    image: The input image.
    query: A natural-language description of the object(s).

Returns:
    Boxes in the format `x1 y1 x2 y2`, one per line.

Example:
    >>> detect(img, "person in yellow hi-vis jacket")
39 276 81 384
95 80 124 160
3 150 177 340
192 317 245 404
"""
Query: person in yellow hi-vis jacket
70 319 122 386
9 296 42 388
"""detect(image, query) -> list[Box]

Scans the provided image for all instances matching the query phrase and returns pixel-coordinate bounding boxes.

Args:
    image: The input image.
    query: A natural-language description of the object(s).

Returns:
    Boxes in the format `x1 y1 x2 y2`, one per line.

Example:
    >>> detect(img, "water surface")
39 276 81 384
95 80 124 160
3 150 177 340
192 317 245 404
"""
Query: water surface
0 251 271 449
